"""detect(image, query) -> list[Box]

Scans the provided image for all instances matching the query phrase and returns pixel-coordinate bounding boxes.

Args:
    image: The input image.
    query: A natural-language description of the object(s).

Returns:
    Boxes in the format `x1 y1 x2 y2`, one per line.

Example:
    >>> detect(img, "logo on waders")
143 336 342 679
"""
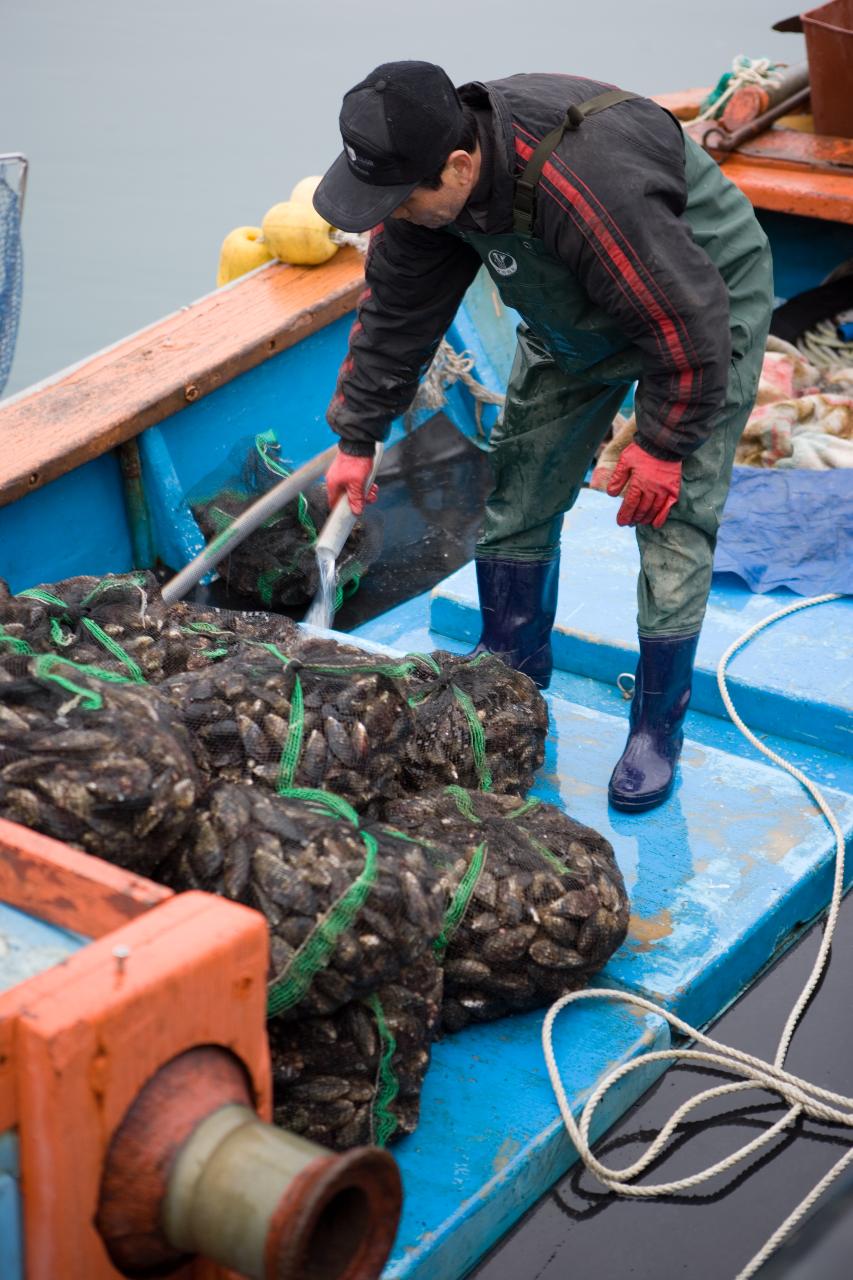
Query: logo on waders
488 249 518 277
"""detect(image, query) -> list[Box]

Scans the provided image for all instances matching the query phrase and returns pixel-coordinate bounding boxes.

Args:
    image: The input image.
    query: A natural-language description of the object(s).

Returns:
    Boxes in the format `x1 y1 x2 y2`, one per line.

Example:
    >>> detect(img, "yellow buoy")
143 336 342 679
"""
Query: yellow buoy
261 201 338 266
290 175 324 206
216 226 274 287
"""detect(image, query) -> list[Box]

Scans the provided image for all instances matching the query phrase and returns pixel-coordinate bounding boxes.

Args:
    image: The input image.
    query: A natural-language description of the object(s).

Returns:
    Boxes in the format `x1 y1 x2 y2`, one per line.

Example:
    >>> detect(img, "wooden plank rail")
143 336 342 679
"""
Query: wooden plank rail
0 248 365 508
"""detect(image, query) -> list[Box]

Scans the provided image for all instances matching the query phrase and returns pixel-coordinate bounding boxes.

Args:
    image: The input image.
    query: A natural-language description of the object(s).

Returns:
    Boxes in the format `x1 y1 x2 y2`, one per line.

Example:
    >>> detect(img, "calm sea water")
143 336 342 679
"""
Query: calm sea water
2 0 803 397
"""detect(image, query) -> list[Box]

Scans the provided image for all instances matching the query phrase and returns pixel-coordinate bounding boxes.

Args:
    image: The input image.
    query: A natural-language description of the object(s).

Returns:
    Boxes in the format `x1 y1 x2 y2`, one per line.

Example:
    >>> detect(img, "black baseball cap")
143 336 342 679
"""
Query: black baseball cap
313 61 465 232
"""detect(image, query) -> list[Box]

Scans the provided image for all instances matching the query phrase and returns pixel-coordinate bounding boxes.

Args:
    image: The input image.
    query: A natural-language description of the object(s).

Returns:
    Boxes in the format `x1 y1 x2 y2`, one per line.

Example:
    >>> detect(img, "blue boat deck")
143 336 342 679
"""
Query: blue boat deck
348 496 853 1279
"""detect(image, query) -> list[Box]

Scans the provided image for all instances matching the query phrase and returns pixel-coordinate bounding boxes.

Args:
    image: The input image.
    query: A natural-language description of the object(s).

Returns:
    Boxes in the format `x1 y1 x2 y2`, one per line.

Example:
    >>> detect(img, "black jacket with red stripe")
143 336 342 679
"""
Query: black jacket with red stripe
329 73 755 461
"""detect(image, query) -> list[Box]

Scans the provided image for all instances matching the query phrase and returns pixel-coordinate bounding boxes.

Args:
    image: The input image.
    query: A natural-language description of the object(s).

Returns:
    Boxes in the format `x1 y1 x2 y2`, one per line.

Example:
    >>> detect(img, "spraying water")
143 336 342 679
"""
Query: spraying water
304 546 338 629
303 444 384 630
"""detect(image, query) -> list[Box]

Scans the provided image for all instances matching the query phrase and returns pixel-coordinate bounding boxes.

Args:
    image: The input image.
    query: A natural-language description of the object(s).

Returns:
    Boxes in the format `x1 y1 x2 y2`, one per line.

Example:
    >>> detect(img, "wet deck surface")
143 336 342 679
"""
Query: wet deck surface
350 489 853 1279
472 888 853 1280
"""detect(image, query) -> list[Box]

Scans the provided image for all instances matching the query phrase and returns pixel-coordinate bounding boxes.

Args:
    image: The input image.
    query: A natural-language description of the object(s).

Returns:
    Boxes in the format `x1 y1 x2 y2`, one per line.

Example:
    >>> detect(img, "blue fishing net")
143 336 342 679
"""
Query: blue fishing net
0 161 24 396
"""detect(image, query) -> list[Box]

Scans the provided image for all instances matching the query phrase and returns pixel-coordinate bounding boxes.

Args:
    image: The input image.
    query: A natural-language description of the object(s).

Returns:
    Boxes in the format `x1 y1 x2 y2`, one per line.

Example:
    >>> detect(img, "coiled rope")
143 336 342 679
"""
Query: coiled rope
694 56 783 124
543 593 850 1278
796 319 853 374
338 230 505 432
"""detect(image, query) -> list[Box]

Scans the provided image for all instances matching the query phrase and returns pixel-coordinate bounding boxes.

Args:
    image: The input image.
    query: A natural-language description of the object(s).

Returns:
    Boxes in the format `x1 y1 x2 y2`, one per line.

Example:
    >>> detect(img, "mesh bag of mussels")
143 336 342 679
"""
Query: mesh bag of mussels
187 430 382 610
269 950 443 1150
293 637 549 798
381 787 630 1033
159 646 413 810
163 783 445 1021
0 572 300 682
0 651 201 876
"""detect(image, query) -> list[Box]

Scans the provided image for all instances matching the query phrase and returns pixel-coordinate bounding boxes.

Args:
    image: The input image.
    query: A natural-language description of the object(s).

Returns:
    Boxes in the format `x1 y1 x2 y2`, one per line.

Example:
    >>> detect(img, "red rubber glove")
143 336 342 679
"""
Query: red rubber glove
606 441 682 529
325 449 379 516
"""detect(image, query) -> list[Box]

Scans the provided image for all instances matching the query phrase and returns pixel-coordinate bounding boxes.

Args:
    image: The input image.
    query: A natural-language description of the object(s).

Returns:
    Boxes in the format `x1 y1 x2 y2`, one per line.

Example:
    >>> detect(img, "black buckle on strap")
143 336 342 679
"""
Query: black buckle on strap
565 104 585 130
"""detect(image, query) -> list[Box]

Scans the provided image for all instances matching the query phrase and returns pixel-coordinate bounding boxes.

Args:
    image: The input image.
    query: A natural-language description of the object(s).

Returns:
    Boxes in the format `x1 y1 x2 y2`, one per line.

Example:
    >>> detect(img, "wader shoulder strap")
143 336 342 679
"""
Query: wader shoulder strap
513 89 640 235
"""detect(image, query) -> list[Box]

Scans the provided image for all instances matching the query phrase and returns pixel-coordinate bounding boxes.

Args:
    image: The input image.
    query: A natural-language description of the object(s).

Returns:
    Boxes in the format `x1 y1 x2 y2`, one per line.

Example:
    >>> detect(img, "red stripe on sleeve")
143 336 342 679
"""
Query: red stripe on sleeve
514 134 694 429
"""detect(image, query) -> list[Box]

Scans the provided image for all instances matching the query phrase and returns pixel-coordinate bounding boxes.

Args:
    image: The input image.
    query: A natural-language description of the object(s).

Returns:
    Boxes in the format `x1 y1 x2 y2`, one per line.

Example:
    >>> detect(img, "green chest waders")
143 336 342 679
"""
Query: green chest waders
461 89 643 689
456 91 773 805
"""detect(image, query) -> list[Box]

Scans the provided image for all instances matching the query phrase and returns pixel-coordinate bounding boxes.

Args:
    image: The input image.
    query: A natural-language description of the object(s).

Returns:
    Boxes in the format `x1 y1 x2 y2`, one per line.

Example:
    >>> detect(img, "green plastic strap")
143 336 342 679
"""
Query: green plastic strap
207 504 234 535
376 824 450 856
434 840 487 955
80 573 148 606
296 493 318 542
49 618 74 647
203 647 230 660
451 684 493 792
19 581 146 681
277 786 360 827
181 620 229 635
445 784 481 824
508 797 540 821
306 658 414 680
266 828 379 1017
367 992 400 1146
522 829 573 875
81 619 145 683
18 588 66 607
34 652 137 687
276 671 305 792
0 627 33 655
255 430 290 477
255 432 318 543
33 654 105 710
254 642 289 666
506 799 573 874
256 567 285 607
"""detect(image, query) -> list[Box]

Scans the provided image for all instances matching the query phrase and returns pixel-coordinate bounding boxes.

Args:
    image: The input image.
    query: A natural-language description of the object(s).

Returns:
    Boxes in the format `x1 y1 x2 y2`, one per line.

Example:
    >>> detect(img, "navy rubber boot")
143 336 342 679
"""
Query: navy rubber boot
608 632 700 812
473 556 559 690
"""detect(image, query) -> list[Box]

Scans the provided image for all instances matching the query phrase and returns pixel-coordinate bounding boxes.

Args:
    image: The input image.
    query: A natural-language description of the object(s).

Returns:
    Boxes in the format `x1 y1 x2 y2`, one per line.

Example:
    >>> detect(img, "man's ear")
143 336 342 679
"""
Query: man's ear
445 147 478 188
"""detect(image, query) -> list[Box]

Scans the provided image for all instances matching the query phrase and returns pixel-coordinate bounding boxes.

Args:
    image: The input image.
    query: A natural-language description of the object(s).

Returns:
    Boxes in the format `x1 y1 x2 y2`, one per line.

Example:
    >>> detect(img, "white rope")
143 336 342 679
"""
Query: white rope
330 228 371 255
409 338 505 434
334 228 505 432
542 592 851 1278
693 56 783 124
796 319 853 373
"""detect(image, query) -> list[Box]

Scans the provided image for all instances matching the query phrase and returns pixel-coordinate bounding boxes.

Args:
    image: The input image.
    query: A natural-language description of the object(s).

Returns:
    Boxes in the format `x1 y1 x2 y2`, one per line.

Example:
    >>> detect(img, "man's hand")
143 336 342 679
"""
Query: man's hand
606 441 682 529
325 449 379 516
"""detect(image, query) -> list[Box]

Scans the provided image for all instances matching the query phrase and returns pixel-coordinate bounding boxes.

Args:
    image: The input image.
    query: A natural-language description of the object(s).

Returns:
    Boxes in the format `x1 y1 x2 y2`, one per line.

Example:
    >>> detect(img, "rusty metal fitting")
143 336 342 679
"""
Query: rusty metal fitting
96 1046 401 1280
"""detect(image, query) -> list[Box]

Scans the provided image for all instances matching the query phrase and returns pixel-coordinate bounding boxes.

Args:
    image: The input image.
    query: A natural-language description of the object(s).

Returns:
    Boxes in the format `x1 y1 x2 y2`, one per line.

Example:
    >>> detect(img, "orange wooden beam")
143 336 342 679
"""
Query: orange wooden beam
0 817 171 938
0 249 364 509
656 88 853 224
717 155 853 223
652 87 707 120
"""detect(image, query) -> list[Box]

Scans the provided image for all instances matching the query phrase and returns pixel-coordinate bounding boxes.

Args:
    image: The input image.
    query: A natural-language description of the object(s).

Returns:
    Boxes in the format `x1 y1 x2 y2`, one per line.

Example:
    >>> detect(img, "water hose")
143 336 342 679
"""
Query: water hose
543 594 851 1278
160 445 338 605
304 443 384 628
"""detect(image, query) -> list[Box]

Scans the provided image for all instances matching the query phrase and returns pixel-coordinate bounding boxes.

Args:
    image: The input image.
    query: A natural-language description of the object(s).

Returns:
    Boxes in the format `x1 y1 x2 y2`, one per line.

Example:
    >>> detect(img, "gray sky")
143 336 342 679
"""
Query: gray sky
1 0 804 395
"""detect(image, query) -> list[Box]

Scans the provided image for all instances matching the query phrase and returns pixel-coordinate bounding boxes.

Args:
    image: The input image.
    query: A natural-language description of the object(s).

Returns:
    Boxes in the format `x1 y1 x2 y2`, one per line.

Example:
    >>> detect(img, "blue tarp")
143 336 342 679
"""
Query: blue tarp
714 465 853 597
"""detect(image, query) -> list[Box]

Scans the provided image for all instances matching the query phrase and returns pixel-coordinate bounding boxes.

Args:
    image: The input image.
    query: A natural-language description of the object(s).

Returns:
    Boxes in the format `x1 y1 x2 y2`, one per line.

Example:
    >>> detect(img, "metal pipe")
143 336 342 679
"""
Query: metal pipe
704 86 812 154
160 444 337 605
313 443 384 562
721 62 809 131
164 1104 400 1280
96 1047 401 1280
